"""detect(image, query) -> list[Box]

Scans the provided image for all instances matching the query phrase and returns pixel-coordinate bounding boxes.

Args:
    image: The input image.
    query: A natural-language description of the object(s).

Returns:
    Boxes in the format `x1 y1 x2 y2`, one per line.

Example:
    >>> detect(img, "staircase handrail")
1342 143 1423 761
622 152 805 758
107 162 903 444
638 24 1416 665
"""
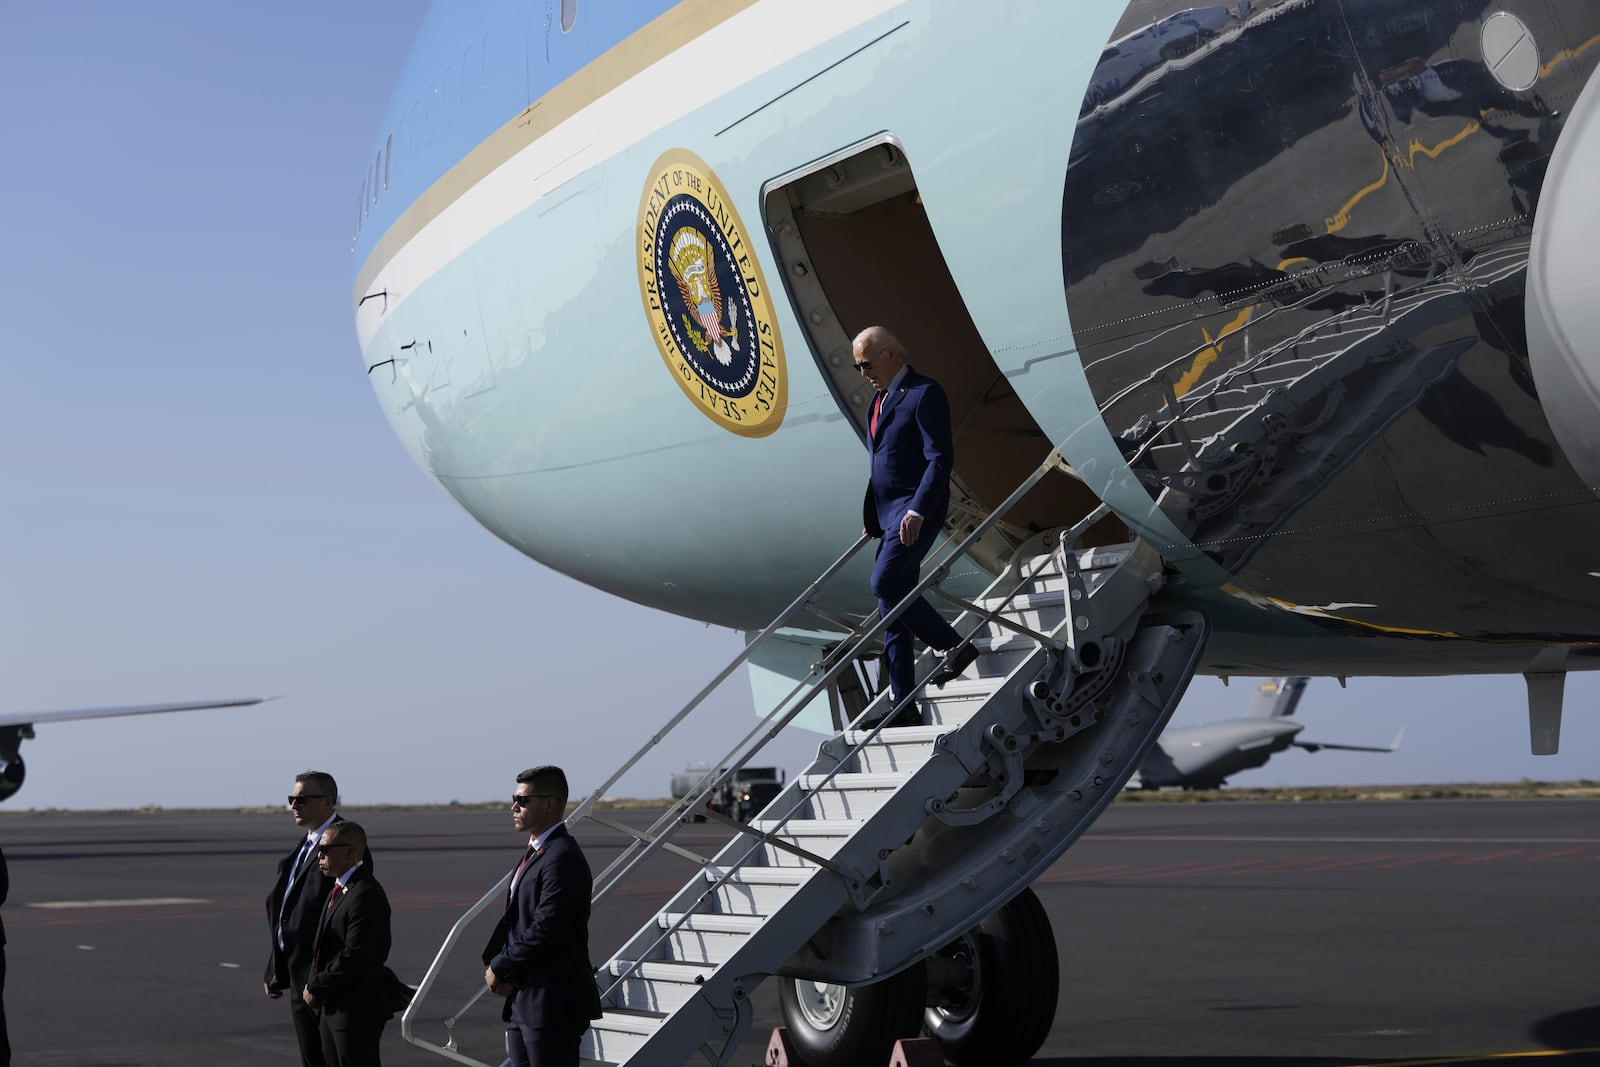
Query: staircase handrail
565 531 874 830
399 870 513 1063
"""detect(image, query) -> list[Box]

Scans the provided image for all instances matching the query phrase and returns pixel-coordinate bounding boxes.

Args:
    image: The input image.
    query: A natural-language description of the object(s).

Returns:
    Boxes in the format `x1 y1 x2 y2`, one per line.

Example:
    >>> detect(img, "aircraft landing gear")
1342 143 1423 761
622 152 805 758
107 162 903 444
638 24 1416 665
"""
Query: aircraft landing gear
777 964 926 1067
776 887 1058 1067
924 887 1059 1066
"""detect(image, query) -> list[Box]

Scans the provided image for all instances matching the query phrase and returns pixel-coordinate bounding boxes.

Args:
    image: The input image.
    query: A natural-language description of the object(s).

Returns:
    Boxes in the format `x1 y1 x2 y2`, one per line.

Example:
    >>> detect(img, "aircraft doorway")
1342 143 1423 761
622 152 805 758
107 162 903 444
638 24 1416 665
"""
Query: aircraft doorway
762 136 1122 568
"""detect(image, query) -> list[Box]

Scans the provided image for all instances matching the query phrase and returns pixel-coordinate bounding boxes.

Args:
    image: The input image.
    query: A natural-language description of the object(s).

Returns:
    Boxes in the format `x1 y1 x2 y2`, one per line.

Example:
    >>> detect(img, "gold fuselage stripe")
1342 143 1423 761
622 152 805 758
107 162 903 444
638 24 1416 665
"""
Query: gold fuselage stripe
353 0 760 303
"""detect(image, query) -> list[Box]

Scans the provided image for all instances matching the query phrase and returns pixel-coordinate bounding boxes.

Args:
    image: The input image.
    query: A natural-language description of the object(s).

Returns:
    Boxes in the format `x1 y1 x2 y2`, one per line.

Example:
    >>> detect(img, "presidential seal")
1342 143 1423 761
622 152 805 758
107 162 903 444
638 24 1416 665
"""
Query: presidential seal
637 149 786 437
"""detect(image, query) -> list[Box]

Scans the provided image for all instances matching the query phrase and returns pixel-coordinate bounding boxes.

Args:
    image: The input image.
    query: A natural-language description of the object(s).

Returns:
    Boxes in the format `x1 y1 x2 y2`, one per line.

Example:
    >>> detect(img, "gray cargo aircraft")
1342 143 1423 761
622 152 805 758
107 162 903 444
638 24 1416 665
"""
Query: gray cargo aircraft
1132 678 1403 789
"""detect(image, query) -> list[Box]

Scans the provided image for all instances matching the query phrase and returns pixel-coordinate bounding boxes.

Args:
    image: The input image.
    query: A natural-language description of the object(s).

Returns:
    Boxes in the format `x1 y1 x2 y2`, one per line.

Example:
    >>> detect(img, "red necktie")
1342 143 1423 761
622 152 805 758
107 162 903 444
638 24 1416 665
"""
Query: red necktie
508 842 537 901
313 884 343 972
870 391 884 438
323 882 343 921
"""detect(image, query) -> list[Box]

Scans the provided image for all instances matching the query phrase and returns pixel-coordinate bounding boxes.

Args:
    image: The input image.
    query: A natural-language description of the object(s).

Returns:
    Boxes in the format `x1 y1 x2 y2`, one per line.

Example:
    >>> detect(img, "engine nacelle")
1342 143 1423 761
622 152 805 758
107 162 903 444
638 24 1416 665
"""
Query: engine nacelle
0 756 26 802
1528 64 1600 490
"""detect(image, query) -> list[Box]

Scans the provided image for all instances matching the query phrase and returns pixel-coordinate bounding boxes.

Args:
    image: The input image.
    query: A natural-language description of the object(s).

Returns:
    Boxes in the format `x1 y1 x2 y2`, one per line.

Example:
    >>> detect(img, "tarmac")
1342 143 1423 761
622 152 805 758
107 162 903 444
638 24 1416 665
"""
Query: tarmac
3 798 1598 1066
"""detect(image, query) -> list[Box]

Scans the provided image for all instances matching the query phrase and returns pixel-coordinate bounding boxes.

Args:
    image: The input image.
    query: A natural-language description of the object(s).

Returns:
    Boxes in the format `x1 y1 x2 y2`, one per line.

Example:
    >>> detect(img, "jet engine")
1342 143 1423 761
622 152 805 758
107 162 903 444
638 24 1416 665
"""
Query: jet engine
1528 64 1600 490
0 724 29 802
0 755 25 802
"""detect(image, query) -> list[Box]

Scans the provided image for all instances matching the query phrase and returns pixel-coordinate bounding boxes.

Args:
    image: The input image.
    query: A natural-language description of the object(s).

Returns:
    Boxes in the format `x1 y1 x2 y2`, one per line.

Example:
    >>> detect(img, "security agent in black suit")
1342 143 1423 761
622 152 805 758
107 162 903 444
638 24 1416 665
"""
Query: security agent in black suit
304 821 404 1067
1 845 10 1067
265 772 372 1067
483 766 602 1067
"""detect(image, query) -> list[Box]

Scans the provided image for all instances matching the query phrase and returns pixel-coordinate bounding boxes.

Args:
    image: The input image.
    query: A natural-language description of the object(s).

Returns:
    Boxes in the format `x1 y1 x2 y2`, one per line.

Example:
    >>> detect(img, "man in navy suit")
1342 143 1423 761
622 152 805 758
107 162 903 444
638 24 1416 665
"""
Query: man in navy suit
857 326 977 724
483 766 602 1067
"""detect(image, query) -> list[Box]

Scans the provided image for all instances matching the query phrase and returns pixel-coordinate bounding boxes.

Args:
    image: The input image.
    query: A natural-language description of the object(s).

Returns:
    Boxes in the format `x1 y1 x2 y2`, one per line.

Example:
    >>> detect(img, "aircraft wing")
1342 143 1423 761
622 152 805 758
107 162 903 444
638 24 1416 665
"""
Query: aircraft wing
1293 726 1405 754
0 698 268 729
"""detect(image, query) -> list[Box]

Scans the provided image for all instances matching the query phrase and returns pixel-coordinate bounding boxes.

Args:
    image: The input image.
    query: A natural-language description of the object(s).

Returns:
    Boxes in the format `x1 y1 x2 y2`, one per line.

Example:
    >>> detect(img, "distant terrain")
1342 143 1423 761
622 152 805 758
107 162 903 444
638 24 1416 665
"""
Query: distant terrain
2 781 1598 816
1115 780 1600 802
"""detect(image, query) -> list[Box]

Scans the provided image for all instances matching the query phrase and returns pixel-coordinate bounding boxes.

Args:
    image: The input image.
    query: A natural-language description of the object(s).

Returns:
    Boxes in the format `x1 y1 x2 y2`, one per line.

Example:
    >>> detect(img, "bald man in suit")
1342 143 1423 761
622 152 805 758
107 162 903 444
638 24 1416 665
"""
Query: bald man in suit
303 821 399 1066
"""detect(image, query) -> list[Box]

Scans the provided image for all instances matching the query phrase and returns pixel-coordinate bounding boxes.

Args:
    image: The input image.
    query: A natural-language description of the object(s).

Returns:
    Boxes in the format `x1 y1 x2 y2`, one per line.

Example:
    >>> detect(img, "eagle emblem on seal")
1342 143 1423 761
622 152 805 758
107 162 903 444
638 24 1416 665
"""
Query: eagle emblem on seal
668 226 740 365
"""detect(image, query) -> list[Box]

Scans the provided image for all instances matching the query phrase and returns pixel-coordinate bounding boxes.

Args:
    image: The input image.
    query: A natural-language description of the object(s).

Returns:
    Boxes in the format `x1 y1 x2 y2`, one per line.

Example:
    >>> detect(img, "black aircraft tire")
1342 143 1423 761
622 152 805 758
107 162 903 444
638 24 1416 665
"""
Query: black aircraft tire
777 965 928 1067
925 886 1060 1067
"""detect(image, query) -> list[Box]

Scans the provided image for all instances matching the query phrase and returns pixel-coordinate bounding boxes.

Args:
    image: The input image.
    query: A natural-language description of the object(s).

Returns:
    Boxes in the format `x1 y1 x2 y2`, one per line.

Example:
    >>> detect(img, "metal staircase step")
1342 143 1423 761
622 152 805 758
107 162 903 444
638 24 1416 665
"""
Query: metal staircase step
749 818 855 865
843 726 944 774
656 912 765 964
748 816 859 836
703 865 814 916
795 771 911 820
971 629 1047 654
604 959 716 1013
974 589 1069 613
588 1008 665 1064
921 676 1000 700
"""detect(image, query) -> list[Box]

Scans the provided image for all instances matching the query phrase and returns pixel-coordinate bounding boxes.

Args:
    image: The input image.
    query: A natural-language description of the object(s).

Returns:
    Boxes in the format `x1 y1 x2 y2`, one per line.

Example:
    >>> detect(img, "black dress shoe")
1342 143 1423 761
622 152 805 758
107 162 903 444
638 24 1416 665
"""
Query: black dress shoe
862 704 922 730
883 707 923 729
928 642 980 688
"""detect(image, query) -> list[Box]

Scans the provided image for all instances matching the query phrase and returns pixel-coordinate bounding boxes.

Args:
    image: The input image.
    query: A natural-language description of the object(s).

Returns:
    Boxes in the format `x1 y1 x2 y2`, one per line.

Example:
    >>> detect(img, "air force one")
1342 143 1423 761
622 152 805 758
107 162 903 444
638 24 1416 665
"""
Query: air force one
1131 676 1403 789
0 699 266 803
351 2 1600 1063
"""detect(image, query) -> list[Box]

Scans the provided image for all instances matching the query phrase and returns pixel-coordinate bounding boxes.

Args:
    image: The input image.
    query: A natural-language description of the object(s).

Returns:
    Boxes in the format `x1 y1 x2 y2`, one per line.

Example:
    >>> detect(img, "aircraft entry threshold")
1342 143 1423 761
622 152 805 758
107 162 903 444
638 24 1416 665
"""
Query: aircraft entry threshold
3 800 1598 1066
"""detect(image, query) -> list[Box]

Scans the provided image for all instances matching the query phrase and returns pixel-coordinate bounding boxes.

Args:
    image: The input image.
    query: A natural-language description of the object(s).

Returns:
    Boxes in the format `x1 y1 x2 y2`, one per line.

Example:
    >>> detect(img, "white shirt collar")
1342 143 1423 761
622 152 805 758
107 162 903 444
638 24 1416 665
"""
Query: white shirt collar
334 860 364 889
305 812 338 844
530 821 564 853
886 365 909 393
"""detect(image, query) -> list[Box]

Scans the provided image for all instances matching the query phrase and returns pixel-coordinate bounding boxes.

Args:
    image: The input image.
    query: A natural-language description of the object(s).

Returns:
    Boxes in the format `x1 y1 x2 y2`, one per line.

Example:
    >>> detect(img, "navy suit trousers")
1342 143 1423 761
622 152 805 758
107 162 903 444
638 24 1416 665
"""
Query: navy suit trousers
871 520 961 702
506 1023 581 1067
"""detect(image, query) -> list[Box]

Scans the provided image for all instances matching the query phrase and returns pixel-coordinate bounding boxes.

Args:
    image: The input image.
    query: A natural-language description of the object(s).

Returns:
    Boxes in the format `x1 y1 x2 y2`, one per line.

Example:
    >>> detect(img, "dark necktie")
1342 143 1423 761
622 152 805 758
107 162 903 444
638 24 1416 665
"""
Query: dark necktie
291 836 315 881
276 836 316 948
508 842 537 902
870 391 884 438
313 883 343 972
483 843 538 964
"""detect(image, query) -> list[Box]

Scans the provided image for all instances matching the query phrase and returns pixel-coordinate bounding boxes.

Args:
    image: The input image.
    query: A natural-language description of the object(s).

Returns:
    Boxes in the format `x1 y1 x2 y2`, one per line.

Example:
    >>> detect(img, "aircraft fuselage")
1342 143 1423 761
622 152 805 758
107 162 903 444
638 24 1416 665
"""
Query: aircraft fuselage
352 0 1600 677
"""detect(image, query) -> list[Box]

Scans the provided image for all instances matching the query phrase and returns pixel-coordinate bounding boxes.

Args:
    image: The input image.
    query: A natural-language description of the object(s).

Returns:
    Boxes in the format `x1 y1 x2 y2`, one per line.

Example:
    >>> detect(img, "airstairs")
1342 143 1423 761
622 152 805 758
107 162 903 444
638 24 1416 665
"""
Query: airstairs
402 452 1209 1067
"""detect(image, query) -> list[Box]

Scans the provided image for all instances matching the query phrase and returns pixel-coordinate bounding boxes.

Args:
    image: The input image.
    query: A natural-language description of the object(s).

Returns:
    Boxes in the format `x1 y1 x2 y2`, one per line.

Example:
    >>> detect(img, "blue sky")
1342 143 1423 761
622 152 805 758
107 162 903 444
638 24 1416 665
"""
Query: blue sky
2 2 1595 812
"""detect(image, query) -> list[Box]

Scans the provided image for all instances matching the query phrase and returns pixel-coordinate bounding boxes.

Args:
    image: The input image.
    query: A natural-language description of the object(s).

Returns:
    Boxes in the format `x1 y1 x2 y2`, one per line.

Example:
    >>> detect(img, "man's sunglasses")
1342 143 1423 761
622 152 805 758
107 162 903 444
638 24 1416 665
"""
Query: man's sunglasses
853 348 894 373
511 793 559 808
315 842 357 855
287 794 331 807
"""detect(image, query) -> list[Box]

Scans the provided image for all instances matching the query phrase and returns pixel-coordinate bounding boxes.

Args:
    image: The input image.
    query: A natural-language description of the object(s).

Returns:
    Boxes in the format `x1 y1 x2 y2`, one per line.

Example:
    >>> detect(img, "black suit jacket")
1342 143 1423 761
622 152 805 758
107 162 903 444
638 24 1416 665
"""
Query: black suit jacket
861 368 954 538
484 823 603 1030
263 815 371 992
305 864 397 1022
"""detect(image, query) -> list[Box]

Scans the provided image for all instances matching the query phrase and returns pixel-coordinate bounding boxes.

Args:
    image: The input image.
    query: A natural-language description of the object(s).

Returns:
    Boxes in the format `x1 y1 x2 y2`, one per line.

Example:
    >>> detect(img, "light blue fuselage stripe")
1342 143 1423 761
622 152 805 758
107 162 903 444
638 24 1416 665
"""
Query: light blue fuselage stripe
352 0 677 273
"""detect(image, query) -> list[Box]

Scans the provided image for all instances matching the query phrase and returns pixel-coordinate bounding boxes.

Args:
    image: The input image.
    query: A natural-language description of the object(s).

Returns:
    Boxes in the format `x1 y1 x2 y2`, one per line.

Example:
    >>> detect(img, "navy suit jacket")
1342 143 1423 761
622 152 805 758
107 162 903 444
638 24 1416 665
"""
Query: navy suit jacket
484 823 603 1031
305 864 398 1022
862 368 954 538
